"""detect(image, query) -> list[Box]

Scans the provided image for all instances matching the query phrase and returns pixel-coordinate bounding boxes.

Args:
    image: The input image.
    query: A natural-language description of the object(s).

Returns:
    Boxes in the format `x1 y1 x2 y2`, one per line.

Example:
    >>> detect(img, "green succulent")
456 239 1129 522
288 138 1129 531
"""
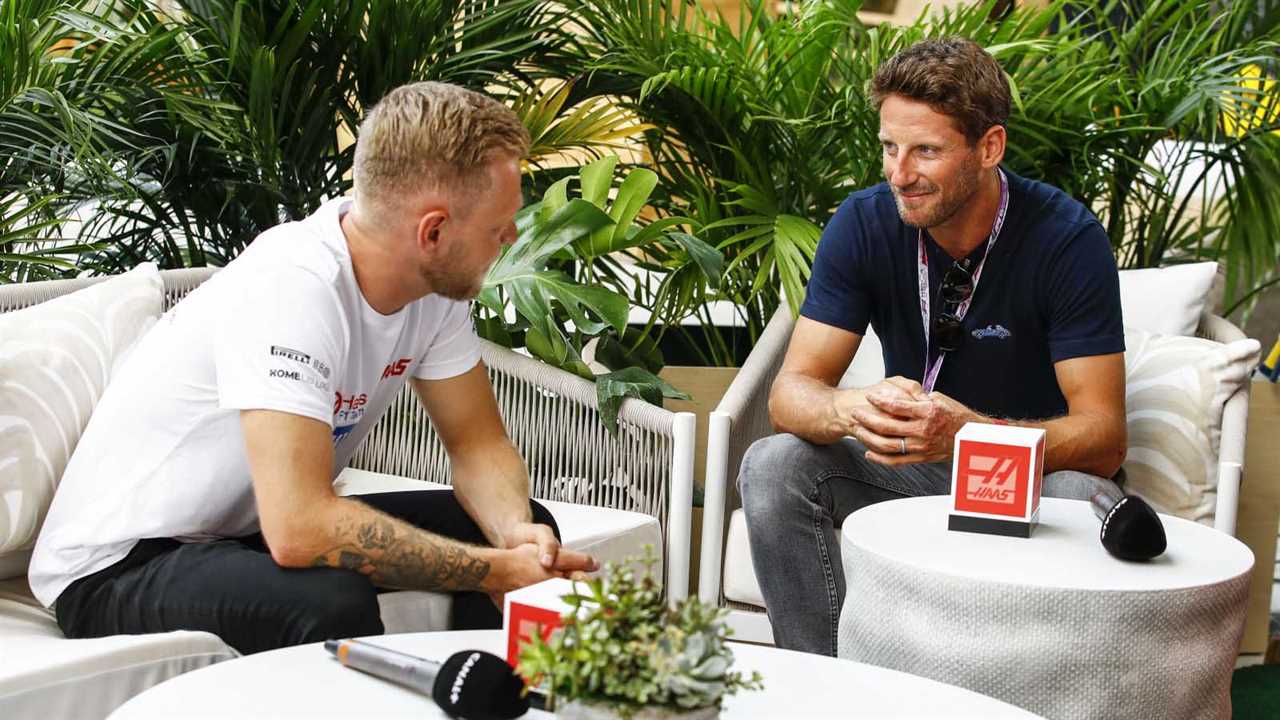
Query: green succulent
518 548 762 717
652 626 732 709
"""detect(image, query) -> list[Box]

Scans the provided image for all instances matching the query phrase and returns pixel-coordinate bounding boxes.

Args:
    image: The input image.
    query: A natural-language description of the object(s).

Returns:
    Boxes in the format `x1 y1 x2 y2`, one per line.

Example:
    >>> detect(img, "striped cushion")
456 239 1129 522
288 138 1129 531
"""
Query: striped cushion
0 265 163 575
1122 327 1260 524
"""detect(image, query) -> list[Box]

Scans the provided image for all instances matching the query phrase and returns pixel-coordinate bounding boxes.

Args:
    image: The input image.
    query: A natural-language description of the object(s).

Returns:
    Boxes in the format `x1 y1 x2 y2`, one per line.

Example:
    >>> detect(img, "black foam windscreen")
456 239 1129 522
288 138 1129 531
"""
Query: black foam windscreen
431 650 529 720
1100 495 1167 561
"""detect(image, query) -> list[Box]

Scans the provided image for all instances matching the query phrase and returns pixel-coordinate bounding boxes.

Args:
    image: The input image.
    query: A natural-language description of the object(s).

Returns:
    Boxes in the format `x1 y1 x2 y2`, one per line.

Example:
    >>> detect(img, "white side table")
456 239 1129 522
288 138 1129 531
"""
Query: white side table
837 496 1253 719
109 629 1042 718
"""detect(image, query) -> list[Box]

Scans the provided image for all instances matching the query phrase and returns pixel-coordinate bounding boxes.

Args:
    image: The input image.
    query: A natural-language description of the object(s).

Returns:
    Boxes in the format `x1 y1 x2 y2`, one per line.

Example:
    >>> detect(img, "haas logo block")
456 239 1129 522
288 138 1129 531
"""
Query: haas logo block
503 578 575 670
949 423 1045 538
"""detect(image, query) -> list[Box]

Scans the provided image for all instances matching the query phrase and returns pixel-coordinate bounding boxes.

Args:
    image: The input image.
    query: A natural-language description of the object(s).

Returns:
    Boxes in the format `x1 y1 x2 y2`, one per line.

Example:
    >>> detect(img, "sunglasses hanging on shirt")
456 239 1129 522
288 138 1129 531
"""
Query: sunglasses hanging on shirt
935 260 975 353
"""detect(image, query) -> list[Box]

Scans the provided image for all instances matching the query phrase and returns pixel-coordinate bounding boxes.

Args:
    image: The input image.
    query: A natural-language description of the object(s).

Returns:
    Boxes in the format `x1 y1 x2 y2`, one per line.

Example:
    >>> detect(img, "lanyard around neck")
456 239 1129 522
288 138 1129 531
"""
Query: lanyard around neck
917 168 1009 394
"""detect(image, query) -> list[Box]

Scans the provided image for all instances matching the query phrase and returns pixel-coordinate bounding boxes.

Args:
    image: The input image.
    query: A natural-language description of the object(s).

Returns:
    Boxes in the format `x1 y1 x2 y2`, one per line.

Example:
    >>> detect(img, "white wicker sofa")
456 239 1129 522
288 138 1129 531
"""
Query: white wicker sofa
0 266 695 719
696 263 1260 644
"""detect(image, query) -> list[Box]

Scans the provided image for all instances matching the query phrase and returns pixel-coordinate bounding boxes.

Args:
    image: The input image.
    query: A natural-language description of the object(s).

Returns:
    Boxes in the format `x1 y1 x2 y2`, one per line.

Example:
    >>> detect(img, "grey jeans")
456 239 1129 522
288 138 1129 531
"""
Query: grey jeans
737 433 1119 656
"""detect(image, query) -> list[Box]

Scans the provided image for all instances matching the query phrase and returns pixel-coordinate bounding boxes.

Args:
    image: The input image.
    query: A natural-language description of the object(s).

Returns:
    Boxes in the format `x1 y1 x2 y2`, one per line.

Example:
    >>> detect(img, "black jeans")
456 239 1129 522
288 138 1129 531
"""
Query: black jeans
54 490 559 655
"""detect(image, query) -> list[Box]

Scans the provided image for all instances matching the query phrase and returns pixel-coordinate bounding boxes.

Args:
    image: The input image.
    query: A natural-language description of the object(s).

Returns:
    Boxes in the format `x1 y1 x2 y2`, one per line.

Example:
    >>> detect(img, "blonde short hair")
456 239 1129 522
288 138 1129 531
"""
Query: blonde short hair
352 81 530 218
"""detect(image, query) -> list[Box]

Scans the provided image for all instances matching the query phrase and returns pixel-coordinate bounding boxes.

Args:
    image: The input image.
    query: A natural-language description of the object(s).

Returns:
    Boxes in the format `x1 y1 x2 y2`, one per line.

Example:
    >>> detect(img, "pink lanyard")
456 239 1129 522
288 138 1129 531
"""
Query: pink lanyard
917 169 1009 394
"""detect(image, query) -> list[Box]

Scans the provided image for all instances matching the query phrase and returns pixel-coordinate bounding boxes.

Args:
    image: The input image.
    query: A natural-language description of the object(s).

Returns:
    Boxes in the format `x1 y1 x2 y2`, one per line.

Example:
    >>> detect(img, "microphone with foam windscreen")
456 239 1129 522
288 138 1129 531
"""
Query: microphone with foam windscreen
325 639 529 719
1090 491 1167 561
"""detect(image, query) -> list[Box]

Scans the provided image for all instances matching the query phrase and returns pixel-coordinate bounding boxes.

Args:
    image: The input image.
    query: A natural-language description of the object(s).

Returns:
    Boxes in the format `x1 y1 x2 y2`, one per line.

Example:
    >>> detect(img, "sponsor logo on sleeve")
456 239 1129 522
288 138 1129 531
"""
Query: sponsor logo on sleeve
271 345 331 381
267 366 329 391
332 423 356 446
311 358 330 379
268 368 302 381
333 391 368 425
271 345 311 363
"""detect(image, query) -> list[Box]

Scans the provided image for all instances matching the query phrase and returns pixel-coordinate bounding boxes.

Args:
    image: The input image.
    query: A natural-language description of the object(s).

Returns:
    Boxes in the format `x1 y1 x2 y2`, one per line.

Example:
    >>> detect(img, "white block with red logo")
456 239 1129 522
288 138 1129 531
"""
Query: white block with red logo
502 578 577 668
949 422 1045 538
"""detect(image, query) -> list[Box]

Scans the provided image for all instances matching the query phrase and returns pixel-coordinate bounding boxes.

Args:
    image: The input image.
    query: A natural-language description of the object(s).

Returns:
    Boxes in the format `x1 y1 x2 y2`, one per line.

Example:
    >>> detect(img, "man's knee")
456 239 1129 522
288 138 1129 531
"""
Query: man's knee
1043 470 1117 502
738 433 824 517
531 499 561 541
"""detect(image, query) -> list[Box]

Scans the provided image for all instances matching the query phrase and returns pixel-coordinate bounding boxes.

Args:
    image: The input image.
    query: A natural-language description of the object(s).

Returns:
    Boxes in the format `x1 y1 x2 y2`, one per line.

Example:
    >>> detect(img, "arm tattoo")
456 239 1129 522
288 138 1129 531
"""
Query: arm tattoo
312 515 491 591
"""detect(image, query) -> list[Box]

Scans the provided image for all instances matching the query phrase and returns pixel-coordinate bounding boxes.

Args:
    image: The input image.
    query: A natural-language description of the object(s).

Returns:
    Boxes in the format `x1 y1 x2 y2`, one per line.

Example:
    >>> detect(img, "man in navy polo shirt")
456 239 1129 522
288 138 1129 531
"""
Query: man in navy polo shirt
738 37 1127 656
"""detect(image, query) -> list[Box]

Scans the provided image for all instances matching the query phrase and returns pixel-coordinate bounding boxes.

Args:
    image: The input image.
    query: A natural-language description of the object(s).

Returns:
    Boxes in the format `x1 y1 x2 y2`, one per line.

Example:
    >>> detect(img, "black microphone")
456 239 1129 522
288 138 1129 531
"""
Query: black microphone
1090 491 1167 561
325 639 529 719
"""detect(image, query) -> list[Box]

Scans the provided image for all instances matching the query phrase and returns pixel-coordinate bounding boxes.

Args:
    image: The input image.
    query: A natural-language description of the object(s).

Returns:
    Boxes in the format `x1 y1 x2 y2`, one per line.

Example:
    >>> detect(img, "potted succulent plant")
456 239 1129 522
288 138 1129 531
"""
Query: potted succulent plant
517 552 762 719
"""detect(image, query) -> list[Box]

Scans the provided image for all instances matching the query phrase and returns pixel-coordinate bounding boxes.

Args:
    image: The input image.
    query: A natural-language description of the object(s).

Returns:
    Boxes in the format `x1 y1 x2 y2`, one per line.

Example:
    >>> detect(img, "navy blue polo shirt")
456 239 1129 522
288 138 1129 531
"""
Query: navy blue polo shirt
800 168 1124 421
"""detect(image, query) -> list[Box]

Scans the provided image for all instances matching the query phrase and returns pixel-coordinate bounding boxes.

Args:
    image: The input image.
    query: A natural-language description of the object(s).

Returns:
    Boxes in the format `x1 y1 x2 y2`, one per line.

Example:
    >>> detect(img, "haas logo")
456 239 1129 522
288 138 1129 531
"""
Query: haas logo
955 440 1029 516
381 358 412 380
965 453 1022 504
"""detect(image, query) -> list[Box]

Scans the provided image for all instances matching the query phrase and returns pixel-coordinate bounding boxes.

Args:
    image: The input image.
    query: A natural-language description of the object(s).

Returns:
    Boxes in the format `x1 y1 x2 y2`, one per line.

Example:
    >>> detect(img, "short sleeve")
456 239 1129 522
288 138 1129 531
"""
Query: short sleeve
1044 222 1126 362
800 197 872 334
213 269 342 426
413 299 482 380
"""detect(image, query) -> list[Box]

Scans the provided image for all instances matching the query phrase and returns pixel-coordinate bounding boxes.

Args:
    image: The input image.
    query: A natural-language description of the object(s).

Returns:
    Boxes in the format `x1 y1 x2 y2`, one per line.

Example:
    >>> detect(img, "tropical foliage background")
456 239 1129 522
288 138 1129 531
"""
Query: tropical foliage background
3 0 1279 376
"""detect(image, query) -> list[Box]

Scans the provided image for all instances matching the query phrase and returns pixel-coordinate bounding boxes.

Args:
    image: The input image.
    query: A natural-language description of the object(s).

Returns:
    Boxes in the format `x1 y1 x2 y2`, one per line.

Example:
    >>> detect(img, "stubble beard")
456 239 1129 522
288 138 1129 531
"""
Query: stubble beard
893 154 983 230
426 270 482 302
421 246 484 302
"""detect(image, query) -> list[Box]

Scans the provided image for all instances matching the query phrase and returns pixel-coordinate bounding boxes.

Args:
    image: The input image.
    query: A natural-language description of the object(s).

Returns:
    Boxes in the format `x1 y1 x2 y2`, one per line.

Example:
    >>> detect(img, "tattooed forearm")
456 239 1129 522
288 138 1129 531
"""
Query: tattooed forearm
311 514 491 592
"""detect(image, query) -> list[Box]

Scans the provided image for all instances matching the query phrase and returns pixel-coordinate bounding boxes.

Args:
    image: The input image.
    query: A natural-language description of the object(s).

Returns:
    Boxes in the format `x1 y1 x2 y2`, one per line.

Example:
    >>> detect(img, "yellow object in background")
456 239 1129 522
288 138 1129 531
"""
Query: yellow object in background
1259 336 1280 382
1222 64 1280 138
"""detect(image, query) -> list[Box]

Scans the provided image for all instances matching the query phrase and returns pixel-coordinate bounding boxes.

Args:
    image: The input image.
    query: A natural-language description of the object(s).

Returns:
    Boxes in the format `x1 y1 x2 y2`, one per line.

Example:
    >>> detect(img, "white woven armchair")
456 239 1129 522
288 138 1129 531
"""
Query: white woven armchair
697 302 1253 644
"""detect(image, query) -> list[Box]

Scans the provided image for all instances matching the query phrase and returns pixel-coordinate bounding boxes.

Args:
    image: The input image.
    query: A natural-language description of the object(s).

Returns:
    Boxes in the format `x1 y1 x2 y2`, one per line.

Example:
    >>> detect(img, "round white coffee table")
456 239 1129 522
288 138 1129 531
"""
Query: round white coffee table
110 629 1041 718
837 496 1253 719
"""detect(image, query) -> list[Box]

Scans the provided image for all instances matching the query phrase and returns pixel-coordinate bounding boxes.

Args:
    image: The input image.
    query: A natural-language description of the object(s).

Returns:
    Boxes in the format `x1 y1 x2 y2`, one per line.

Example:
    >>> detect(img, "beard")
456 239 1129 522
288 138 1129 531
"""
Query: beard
891 153 983 229
431 273 481 302
422 245 484 301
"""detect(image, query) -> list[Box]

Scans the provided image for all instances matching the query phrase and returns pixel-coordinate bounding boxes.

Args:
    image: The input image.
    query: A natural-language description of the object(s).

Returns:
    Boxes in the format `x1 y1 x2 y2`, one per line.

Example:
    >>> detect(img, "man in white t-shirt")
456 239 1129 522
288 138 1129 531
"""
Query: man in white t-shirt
29 82 596 653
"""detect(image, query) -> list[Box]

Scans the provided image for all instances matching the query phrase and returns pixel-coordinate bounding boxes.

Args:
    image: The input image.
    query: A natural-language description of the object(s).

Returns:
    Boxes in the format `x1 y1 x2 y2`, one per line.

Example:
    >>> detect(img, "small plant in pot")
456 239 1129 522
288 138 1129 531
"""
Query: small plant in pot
517 552 762 719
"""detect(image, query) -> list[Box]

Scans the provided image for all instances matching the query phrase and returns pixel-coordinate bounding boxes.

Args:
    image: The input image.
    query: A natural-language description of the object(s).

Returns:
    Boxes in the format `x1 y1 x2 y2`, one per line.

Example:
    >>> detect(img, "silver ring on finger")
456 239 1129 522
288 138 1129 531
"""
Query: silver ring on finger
899 437 908 455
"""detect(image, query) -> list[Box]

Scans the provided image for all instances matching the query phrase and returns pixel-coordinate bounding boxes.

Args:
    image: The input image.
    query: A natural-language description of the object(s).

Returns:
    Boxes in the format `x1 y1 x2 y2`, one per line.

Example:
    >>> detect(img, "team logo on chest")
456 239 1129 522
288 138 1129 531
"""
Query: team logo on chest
971 324 1012 340
381 357 413 380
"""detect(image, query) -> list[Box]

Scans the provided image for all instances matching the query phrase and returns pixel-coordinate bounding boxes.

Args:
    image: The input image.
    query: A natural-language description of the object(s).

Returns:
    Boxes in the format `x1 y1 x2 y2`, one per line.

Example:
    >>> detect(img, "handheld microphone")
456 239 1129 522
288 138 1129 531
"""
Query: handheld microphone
325 639 529 719
1090 491 1167 561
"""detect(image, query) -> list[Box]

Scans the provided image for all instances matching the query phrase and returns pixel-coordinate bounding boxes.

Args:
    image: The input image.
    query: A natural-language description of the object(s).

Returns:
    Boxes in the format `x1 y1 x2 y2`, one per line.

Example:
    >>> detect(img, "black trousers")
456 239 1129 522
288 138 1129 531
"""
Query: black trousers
54 491 559 655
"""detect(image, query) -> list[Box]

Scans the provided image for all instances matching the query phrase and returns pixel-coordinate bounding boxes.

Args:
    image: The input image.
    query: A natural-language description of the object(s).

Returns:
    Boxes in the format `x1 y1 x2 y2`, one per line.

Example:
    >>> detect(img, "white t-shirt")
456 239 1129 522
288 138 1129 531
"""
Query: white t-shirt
28 199 481 607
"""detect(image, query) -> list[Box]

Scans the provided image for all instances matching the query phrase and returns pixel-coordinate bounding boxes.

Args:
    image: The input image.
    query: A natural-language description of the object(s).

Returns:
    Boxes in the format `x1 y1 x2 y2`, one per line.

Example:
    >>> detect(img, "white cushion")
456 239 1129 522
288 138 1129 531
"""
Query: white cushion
0 264 163 579
722 509 765 608
1118 262 1217 337
334 468 664 632
0 577 236 720
1122 328 1260 524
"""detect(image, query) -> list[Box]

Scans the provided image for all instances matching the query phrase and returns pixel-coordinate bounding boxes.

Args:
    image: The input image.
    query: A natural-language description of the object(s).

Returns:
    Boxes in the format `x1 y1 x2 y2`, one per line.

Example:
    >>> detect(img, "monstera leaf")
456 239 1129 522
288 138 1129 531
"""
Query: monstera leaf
479 198 629 378
595 367 690 435
476 156 714 433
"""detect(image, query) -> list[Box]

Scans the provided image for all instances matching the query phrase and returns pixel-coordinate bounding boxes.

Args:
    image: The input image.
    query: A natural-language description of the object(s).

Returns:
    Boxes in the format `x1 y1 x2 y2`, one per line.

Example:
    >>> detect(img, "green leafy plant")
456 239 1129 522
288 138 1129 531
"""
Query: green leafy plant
74 0 572 273
518 550 762 716
478 155 723 431
548 0 864 363
3 0 649 278
0 0 220 282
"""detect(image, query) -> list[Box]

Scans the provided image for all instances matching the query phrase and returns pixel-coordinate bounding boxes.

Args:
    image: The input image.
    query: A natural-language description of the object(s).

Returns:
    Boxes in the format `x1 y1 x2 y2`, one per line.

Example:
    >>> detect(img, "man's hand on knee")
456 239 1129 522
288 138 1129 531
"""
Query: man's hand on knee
489 542 598 594
832 376 923 438
503 521 597 574
856 390 979 466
